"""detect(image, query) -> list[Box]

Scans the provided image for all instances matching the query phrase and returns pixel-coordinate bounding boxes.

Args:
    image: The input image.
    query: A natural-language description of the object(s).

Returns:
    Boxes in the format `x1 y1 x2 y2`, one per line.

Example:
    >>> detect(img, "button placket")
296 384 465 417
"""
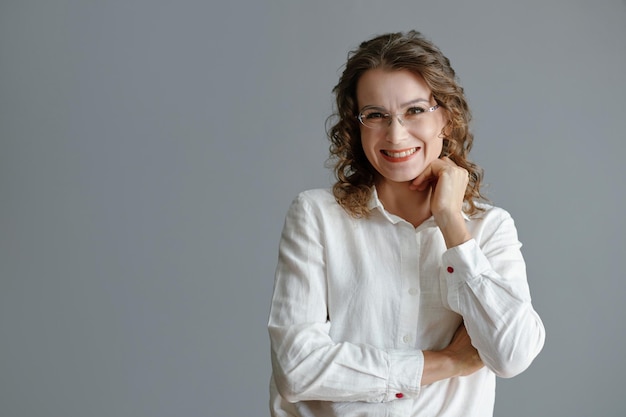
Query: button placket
397 227 420 348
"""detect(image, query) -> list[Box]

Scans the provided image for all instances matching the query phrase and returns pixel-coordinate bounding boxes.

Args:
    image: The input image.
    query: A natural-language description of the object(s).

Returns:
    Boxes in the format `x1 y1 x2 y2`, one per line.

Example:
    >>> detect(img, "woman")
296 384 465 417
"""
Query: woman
268 30 545 417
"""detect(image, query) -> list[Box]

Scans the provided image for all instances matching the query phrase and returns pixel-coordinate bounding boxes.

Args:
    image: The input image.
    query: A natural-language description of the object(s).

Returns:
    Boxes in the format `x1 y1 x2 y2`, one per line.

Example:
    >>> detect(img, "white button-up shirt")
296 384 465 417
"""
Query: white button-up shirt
268 188 545 417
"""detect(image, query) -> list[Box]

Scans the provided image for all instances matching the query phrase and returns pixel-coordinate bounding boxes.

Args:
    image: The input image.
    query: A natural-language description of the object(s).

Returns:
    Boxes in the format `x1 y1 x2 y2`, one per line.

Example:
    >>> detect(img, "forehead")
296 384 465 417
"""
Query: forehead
356 68 432 109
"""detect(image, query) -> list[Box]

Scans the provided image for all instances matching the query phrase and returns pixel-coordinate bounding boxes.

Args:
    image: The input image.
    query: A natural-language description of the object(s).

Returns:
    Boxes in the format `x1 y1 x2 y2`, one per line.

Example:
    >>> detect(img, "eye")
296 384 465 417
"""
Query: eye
364 111 386 120
405 106 426 117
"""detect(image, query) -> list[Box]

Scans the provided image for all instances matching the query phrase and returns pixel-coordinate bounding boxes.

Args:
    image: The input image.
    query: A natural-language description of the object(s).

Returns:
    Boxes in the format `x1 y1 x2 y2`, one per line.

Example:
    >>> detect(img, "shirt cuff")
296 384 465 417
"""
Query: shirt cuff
384 349 422 401
442 239 492 288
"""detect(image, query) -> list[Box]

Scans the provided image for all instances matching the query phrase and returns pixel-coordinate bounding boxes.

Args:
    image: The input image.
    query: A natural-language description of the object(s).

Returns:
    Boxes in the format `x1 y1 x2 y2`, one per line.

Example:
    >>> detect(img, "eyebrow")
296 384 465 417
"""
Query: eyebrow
401 98 431 107
360 98 431 111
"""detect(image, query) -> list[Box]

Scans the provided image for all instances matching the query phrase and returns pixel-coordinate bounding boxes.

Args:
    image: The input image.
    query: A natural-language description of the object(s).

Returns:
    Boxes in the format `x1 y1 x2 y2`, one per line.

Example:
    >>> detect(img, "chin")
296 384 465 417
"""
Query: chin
383 172 421 184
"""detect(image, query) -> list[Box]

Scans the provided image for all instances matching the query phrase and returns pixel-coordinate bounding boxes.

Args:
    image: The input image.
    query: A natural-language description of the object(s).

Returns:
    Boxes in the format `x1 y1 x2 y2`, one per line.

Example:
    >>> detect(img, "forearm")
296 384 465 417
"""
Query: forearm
421 351 454 386
454 275 545 377
421 323 484 385
272 333 472 398
269 324 423 402
443 235 545 377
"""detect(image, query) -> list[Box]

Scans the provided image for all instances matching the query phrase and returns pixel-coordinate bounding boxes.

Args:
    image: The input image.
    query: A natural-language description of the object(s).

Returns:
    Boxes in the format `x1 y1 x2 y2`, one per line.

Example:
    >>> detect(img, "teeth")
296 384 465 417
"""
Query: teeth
383 148 418 158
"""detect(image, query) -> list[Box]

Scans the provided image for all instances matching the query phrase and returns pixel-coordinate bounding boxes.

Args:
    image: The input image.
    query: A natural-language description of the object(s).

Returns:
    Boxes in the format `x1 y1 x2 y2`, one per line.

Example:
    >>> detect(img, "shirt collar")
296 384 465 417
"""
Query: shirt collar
367 186 470 226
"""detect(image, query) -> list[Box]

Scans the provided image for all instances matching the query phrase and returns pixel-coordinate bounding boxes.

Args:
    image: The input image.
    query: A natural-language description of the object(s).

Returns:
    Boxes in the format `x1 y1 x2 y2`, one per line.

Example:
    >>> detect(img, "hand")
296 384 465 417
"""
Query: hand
421 322 484 385
409 157 472 248
442 323 484 378
409 157 468 221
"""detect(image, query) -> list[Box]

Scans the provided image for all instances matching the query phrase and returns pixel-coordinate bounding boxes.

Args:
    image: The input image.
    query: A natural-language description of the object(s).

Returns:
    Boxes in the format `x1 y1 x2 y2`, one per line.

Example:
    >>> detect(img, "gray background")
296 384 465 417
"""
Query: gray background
1 1 625 416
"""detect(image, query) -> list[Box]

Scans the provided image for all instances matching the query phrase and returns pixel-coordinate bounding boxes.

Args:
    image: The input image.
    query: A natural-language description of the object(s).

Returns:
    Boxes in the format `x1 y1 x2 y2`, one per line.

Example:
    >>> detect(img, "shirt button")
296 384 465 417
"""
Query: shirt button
408 288 418 296
447 266 454 273
402 335 412 344
396 393 404 399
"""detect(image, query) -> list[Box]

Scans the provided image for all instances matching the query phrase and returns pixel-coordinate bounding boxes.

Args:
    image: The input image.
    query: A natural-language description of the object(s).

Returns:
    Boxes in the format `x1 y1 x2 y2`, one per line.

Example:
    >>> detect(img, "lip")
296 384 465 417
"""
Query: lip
380 147 420 162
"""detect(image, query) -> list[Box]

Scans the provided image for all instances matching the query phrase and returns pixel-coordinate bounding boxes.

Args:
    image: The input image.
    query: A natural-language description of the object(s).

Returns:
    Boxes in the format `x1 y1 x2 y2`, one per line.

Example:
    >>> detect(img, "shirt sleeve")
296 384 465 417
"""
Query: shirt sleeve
442 209 546 378
268 193 422 403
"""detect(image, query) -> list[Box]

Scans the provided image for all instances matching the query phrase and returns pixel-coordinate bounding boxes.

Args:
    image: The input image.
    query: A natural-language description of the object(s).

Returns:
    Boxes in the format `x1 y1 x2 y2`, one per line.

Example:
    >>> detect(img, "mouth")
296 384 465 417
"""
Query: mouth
380 147 419 161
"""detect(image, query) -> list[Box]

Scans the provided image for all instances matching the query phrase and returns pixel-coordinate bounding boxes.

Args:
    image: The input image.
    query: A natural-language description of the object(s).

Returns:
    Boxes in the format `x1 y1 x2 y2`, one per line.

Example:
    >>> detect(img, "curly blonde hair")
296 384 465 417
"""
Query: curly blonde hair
327 30 486 217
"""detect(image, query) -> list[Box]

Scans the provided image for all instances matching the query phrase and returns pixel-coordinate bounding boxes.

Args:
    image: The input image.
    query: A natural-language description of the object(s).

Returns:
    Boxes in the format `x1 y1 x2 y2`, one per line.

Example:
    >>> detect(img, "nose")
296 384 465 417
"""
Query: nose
385 115 408 143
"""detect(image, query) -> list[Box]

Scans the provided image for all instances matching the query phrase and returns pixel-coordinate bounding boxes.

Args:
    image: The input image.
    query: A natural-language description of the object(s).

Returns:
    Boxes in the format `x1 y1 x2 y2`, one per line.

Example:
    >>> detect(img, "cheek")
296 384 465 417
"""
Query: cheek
421 127 444 146
425 122 446 144
359 131 377 154
427 140 444 159
418 129 444 159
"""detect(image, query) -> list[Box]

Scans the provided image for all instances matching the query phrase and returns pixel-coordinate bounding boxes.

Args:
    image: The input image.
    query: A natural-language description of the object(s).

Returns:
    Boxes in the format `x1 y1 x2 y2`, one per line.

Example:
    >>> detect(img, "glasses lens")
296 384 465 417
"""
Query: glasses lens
359 105 438 129
359 110 387 128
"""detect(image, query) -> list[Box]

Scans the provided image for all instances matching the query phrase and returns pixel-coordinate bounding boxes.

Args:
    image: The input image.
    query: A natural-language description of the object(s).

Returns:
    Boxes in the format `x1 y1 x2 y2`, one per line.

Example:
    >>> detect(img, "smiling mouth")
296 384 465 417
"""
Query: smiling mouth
381 147 419 159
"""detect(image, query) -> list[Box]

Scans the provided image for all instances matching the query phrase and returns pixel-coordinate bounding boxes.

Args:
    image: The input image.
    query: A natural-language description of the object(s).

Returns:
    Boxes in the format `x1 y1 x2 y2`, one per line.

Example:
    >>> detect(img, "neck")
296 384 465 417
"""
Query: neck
375 179 432 228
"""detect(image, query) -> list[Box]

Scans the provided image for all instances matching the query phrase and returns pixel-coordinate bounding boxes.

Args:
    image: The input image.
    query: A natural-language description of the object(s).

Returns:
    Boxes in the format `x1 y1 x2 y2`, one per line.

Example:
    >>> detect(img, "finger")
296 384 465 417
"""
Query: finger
409 178 434 192
409 167 434 190
409 159 448 190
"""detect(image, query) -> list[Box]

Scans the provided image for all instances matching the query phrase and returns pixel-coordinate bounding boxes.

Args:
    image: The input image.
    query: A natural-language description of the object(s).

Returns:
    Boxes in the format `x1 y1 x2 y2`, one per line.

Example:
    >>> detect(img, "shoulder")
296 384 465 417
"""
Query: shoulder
289 188 339 212
467 201 521 242
285 188 351 224
470 202 514 223
279 189 350 239
295 188 335 203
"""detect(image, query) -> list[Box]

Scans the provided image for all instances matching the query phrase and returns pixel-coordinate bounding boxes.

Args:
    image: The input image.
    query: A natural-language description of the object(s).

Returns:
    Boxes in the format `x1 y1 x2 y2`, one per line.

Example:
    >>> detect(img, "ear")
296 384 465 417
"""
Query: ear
440 138 451 158
436 104 452 136
438 123 452 158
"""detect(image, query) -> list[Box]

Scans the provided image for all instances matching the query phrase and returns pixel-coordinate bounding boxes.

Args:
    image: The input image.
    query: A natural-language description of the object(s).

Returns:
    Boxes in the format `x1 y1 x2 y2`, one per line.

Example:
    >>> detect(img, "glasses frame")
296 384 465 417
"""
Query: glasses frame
357 104 440 129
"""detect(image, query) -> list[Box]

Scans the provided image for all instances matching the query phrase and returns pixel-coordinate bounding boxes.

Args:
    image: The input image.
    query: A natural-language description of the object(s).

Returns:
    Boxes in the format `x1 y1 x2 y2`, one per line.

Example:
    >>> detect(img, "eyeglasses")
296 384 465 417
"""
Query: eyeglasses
357 104 440 129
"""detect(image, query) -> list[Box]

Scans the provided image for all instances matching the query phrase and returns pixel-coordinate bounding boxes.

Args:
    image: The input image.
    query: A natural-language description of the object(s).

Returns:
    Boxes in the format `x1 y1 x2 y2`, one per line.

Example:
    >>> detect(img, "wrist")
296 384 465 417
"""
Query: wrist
436 212 471 248
421 350 457 386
